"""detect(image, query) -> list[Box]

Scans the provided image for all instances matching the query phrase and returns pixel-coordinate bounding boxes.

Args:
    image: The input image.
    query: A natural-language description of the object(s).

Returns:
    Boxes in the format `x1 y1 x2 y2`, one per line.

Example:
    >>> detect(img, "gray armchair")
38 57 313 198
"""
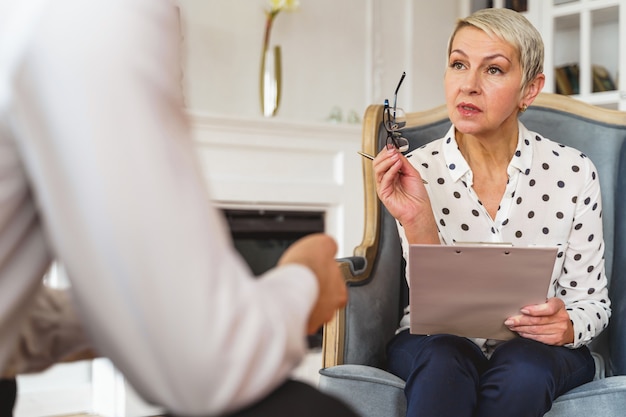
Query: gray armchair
319 93 626 417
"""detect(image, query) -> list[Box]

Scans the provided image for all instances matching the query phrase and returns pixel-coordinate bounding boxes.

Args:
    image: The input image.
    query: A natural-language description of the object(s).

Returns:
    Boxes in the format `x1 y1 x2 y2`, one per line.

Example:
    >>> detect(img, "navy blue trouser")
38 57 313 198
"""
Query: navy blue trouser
387 331 595 417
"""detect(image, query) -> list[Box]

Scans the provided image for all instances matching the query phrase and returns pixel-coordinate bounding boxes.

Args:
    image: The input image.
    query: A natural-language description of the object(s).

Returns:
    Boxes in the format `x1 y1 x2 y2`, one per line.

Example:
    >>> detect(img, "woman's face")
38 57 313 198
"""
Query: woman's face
444 26 524 138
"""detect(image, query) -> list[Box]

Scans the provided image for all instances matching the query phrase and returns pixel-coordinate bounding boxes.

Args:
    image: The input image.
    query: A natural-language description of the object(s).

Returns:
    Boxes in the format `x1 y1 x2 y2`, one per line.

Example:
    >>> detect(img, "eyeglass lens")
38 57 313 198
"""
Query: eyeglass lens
384 72 409 152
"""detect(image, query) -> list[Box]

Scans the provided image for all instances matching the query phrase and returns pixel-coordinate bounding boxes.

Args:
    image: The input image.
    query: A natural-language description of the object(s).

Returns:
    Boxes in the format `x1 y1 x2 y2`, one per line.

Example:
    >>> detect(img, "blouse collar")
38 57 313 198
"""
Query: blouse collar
442 121 534 184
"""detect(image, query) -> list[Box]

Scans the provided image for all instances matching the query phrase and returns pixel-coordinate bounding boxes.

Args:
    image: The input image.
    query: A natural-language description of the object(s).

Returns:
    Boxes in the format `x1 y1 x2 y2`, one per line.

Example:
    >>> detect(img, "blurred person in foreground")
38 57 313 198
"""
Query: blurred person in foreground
0 0 356 416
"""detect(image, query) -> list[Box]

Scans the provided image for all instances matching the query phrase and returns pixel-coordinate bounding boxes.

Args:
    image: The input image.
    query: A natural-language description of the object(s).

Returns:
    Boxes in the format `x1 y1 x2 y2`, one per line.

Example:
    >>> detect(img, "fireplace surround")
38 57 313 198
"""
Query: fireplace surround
192 112 364 258
223 208 325 276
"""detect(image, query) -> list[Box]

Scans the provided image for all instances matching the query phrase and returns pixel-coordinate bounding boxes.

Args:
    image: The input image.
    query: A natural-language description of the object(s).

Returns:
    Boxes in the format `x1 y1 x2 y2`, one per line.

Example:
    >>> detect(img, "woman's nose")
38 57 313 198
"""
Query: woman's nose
460 70 481 94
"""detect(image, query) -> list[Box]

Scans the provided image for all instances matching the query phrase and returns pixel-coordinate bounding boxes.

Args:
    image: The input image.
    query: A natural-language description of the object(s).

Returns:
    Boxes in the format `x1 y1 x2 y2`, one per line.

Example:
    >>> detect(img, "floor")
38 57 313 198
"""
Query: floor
51 350 324 417
291 348 323 386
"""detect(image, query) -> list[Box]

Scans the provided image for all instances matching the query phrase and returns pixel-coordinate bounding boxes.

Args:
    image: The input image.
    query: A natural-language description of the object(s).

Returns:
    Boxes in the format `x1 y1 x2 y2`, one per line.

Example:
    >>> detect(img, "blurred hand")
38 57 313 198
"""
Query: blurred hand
278 233 347 334
1 287 97 378
504 297 574 346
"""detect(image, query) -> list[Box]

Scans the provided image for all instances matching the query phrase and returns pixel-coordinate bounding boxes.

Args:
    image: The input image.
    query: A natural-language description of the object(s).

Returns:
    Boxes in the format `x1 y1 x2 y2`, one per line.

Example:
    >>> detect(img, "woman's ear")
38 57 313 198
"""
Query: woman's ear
522 74 546 108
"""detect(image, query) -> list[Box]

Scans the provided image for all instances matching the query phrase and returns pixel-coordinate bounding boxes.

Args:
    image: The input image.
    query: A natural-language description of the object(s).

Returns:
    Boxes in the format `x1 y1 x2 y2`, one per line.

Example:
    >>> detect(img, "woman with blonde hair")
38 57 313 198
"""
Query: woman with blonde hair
374 8 610 417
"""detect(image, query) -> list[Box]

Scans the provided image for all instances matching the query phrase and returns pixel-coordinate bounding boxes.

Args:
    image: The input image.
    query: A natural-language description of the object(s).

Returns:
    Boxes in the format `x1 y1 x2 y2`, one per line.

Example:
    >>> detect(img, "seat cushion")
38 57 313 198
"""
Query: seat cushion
319 359 622 417
546 376 626 417
319 364 406 417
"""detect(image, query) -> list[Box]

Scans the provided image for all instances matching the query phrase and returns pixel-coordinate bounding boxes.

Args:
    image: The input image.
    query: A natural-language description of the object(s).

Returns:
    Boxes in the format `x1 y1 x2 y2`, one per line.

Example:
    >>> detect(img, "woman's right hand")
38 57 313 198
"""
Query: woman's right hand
373 146 428 221
373 146 439 244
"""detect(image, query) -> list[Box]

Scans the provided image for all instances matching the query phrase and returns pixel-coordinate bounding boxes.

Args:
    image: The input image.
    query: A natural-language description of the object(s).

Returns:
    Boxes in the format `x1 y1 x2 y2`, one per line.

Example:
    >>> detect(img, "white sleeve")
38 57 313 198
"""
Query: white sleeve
13 0 318 414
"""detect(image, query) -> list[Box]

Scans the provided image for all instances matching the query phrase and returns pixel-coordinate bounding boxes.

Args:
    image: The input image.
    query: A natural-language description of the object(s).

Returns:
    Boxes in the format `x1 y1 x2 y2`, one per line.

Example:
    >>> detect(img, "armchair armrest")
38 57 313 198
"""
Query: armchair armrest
322 257 367 368
337 256 367 277
323 208 407 369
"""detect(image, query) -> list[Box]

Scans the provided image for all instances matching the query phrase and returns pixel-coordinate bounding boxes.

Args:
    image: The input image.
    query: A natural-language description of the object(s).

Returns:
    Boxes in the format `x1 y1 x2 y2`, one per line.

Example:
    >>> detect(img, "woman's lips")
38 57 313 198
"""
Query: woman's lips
457 102 481 116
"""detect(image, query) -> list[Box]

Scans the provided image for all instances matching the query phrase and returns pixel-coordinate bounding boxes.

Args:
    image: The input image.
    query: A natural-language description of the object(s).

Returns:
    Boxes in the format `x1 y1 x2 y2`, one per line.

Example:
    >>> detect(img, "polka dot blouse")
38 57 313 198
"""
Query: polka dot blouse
397 122 611 348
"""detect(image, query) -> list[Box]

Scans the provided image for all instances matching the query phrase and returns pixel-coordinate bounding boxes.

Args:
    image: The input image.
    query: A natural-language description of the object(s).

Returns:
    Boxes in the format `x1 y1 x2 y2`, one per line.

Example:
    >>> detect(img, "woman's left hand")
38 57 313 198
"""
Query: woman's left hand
504 297 574 346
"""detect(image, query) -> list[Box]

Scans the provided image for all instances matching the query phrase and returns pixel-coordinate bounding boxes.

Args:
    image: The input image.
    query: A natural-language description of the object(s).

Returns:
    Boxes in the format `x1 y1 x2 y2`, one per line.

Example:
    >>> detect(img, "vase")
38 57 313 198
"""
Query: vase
260 45 282 117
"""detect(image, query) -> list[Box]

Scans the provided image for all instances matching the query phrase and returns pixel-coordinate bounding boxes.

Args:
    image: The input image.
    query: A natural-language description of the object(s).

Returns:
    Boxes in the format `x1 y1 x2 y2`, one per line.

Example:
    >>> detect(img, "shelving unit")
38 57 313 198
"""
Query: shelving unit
542 0 624 110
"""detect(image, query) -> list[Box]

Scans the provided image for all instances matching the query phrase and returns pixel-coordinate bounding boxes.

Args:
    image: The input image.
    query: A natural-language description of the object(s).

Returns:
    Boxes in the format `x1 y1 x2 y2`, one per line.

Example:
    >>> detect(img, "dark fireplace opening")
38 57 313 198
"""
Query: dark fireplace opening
222 208 326 348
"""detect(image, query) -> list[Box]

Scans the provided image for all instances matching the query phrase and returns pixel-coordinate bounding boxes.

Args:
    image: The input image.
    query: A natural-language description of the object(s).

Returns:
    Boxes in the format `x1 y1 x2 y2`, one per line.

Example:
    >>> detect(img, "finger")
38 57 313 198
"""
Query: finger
517 330 562 345
521 298 564 316
505 315 545 328
383 159 403 181
517 332 550 343
373 152 400 184
377 160 403 196
505 314 542 326
507 316 569 337
519 303 553 317
373 147 400 168
508 322 549 334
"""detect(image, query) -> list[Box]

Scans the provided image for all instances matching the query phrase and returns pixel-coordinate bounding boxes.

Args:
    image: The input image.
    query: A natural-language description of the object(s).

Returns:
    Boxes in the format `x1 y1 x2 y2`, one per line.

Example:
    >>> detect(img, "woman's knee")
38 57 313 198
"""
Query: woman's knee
486 338 594 396
420 335 485 364
488 339 557 384
387 333 487 379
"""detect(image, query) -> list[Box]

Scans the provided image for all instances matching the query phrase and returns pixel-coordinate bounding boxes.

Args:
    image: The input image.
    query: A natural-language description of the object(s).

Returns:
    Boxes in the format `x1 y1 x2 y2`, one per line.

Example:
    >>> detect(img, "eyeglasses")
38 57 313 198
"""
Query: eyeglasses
383 72 409 153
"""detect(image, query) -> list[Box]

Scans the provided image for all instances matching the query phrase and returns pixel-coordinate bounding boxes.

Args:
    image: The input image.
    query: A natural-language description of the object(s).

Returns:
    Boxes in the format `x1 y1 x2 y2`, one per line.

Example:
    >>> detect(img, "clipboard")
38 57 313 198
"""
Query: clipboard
408 244 558 340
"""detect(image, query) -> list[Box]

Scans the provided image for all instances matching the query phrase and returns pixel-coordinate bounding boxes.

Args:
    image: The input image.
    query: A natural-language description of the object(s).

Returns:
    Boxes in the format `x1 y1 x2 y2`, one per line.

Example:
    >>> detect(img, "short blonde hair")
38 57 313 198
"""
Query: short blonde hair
448 8 544 90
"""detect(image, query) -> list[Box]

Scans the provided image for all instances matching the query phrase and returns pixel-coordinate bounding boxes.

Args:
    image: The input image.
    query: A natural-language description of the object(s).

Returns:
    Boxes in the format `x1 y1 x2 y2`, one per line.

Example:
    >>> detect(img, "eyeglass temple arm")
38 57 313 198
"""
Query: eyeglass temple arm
393 71 406 110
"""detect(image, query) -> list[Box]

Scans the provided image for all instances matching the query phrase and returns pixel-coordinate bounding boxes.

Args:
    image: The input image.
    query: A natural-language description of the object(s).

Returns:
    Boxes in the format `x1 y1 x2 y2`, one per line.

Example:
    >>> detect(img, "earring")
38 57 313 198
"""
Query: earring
520 103 528 113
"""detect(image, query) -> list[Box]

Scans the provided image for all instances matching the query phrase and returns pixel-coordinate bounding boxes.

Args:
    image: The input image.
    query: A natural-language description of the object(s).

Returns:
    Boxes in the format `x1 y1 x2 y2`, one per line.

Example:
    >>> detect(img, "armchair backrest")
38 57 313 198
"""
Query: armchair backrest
518 94 626 375
325 93 626 375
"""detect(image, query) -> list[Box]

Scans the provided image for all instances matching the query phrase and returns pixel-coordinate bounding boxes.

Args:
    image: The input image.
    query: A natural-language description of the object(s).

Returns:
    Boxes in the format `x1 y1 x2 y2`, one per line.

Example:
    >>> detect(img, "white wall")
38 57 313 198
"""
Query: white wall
179 0 367 122
179 0 459 122
408 1 458 111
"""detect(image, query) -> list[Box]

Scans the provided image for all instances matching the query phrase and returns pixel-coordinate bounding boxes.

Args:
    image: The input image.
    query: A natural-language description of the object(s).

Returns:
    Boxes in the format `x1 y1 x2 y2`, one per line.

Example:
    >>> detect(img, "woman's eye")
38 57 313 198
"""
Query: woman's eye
451 62 464 70
487 66 502 75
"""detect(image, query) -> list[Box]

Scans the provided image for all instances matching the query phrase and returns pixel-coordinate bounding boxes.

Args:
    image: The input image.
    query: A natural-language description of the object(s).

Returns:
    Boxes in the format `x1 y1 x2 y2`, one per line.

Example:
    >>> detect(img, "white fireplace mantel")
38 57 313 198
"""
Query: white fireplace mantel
190 112 365 258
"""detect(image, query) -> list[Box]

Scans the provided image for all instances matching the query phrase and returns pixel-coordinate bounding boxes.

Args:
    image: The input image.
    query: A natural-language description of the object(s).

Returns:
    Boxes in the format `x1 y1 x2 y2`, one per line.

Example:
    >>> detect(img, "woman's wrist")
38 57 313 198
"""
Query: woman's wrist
402 210 439 244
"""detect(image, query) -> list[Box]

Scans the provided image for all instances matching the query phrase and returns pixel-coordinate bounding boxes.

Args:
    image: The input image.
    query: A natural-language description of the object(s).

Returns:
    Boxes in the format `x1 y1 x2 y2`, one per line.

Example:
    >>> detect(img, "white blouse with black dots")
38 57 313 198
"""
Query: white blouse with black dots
397 122 611 349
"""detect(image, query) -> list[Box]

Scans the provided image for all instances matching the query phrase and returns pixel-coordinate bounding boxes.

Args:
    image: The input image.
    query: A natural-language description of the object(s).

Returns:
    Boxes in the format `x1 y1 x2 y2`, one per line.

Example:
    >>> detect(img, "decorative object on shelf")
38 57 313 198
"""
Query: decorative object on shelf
555 63 617 96
346 110 361 124
259 0 299 117
325 107 362 124
592 65 616 93
505 0 527 13
326 106 343 123
555 63 579 95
